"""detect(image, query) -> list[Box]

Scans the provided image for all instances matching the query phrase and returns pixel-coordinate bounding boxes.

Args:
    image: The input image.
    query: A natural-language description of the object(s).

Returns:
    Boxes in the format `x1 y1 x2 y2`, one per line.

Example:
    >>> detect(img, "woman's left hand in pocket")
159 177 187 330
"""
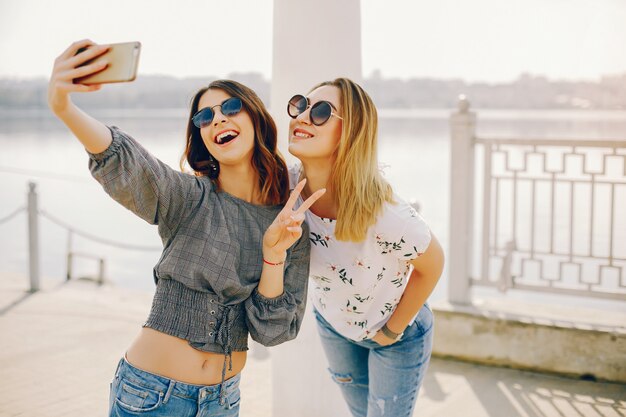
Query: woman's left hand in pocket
372 331 398 347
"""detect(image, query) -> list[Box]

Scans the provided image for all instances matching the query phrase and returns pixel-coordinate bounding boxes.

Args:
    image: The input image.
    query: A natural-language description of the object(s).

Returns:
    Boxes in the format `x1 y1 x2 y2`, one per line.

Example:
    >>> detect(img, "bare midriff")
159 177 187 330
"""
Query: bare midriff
125 327 247 385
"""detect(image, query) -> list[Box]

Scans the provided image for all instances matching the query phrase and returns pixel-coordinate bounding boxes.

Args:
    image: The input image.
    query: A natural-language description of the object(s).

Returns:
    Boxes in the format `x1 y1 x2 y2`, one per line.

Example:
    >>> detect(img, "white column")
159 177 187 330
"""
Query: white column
270 1 361 416
448 95 476 304
270 0 362 163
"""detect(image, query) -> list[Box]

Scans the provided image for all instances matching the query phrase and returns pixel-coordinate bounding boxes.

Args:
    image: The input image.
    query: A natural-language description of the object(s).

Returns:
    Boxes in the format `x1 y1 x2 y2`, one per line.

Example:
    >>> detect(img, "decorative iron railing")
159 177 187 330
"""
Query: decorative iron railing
448 96 626 303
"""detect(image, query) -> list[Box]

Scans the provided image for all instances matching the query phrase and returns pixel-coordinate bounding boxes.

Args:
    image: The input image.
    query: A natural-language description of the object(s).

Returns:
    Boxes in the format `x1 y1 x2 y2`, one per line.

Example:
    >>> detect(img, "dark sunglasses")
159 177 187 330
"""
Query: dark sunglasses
192 97 243 128
287 94 343 126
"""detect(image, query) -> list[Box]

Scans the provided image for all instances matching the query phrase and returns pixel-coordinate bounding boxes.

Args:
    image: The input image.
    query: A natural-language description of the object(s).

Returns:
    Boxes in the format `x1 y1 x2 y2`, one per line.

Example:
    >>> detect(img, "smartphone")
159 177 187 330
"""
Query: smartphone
74 41 141 85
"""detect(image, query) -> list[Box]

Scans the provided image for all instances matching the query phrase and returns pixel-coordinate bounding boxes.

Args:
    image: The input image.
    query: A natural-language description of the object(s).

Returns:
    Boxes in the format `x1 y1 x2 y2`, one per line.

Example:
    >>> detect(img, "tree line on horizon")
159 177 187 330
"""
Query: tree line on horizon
1 71 624 110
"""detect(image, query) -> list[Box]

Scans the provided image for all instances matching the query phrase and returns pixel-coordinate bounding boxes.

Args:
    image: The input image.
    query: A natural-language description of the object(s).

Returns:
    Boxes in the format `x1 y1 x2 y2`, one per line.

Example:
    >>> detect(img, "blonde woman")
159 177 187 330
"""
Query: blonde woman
287 78 444 417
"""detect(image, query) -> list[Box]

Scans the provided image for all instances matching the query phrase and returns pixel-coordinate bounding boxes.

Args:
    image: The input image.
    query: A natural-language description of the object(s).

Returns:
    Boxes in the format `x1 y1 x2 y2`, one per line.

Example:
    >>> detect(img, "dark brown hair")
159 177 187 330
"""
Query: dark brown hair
181 80 289 206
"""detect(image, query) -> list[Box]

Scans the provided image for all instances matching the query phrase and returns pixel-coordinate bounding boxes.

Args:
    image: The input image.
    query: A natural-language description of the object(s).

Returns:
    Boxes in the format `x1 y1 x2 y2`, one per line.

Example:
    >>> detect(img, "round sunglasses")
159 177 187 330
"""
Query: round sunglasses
192 97 243 129
287 94 343 126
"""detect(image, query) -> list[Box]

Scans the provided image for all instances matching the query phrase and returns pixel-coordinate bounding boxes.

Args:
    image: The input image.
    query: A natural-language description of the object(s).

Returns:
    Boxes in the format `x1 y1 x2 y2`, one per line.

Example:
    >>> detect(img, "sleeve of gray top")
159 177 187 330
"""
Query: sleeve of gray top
244 221 311 347
87 126 199 236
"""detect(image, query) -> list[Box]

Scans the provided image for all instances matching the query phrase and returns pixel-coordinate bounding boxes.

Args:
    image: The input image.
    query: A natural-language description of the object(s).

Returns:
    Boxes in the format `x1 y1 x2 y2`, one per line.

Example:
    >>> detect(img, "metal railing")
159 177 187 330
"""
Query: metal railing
448 96 626 303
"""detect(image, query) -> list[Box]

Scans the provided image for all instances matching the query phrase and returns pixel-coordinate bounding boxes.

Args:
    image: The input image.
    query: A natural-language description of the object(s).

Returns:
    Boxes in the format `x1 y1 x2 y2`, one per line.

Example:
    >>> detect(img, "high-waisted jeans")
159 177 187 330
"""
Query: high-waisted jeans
108 356 241 417
315 304 434 417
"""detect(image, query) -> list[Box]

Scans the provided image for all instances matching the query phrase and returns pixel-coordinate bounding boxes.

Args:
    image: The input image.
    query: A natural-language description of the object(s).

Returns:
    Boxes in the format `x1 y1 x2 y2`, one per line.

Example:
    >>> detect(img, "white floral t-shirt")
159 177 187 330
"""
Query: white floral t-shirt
290 166 432 341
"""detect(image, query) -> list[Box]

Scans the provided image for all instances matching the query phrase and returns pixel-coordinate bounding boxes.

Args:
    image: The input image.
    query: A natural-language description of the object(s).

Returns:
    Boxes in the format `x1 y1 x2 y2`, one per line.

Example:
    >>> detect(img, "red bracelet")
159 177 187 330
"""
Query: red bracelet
263 258 285 266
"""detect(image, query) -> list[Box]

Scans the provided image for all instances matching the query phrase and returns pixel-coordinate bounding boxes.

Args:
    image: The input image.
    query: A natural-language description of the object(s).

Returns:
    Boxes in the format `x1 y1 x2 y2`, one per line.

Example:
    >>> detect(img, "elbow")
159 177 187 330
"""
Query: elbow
248 317 301 347
250 330 296 347
436 244 446 279
430 236 446 279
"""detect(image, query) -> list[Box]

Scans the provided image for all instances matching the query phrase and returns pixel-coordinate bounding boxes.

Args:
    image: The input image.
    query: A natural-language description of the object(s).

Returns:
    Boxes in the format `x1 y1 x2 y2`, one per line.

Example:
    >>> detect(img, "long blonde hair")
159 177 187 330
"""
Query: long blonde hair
312 78 394 242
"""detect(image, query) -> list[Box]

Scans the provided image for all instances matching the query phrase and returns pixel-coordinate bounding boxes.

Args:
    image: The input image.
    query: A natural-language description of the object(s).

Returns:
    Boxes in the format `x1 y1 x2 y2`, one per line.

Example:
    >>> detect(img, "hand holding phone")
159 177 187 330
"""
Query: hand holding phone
73 41 141 85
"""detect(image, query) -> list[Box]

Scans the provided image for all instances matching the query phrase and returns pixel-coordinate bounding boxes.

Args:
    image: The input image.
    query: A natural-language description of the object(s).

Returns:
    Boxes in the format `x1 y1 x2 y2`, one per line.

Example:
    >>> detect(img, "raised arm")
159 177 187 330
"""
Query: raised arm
258 179 325 298
48 40 200 235
244 180 326 346
48 39 112 153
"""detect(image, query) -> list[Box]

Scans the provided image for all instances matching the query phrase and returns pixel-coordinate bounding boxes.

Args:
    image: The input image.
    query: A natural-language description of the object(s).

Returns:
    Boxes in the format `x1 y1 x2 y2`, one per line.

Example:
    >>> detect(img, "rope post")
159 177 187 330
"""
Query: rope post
66 252 73 281
27 182 40 292
66 232 73 281
98 258 105 285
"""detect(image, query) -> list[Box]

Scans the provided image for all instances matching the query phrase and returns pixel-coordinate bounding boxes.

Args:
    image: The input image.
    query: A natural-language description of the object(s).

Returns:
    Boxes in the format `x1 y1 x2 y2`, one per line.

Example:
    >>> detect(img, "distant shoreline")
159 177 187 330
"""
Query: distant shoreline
2 107 626 121
2 73 625 111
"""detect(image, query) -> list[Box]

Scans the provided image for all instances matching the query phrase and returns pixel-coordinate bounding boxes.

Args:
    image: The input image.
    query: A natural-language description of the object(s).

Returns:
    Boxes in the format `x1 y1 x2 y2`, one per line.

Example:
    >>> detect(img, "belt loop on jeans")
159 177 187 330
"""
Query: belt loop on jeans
114 357 124 378
162 380 176 405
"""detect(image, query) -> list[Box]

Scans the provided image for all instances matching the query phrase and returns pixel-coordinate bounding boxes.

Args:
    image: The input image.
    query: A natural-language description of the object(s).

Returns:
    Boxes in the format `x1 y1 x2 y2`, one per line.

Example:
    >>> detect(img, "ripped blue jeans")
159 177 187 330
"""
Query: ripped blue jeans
314 304 433 417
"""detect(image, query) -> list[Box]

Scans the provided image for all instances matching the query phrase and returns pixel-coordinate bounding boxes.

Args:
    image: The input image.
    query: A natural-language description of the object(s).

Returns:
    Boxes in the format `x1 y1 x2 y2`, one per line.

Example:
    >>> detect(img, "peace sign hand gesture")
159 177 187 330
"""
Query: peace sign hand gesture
262 179 325 261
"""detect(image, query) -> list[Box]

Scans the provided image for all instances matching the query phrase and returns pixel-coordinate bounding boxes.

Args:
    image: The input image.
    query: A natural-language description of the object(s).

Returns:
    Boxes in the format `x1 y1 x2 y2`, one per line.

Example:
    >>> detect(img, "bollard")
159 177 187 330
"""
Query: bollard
27 182 40 292
98 258 105 285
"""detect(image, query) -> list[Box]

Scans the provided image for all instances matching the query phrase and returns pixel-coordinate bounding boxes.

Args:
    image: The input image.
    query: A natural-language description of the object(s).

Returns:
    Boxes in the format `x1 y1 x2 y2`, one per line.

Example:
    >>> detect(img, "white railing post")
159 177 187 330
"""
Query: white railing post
27 182 40 292
449 95 476 304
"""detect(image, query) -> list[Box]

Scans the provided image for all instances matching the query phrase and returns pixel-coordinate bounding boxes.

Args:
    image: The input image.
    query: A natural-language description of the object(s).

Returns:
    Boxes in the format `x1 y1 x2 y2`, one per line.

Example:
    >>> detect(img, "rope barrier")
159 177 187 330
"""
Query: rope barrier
39 210 162 252
0 206 26 225
0 166 90 183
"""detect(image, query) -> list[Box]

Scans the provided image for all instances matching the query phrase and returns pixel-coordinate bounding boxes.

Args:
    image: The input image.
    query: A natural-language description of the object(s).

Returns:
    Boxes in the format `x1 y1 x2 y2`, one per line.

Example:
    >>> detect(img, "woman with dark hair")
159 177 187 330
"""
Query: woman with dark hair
48 39 324 417
287 78 444 417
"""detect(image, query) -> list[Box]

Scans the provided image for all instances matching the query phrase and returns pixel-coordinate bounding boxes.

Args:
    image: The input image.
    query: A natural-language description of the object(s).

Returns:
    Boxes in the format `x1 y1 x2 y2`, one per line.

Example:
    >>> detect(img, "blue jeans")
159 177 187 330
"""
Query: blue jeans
108 357 241 417
315 304 434 417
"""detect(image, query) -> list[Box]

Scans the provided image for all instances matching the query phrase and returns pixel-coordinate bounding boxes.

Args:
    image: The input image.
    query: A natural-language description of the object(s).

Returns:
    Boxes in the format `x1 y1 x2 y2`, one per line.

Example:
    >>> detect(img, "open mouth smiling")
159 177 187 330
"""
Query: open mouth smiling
214 129 240 145
293 128 314 139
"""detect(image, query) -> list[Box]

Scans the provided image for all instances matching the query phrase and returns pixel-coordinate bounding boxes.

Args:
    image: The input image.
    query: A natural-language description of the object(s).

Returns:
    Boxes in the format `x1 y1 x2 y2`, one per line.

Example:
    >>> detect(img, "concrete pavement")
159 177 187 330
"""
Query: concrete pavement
0 274 623 417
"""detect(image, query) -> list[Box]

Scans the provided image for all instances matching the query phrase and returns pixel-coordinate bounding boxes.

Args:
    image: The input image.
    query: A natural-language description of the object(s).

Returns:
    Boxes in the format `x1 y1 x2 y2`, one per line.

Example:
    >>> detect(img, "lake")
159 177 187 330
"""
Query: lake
1 108 624 309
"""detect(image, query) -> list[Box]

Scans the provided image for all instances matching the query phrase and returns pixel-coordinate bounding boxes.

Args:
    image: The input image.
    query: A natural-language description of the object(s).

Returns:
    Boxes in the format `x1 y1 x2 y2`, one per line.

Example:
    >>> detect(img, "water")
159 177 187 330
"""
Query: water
1 108 624 309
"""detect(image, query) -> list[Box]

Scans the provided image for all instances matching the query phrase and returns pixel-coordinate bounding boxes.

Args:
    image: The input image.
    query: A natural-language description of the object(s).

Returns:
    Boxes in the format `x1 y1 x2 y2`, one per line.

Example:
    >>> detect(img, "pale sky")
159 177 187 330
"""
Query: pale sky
0 0 624 82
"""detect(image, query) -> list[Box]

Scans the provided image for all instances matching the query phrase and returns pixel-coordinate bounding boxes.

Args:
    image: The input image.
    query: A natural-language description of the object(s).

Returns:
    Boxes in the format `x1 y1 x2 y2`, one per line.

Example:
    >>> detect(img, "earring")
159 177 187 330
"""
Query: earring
208 155 220 179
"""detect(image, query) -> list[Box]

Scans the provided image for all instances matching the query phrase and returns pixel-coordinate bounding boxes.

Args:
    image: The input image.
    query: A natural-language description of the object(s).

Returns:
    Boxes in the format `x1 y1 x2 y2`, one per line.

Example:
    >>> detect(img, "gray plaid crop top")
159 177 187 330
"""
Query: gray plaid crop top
88 126 311 362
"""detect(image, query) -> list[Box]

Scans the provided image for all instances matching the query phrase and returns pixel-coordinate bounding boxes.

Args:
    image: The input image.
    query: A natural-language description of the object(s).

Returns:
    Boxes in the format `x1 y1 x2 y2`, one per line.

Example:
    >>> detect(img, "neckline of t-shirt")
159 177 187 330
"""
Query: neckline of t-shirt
217 189 282 210
297 195 336 224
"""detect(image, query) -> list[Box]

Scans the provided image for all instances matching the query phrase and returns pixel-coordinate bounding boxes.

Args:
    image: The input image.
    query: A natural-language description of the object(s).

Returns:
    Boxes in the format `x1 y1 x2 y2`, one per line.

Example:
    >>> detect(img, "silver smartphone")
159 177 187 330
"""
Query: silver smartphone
74 41 141 85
